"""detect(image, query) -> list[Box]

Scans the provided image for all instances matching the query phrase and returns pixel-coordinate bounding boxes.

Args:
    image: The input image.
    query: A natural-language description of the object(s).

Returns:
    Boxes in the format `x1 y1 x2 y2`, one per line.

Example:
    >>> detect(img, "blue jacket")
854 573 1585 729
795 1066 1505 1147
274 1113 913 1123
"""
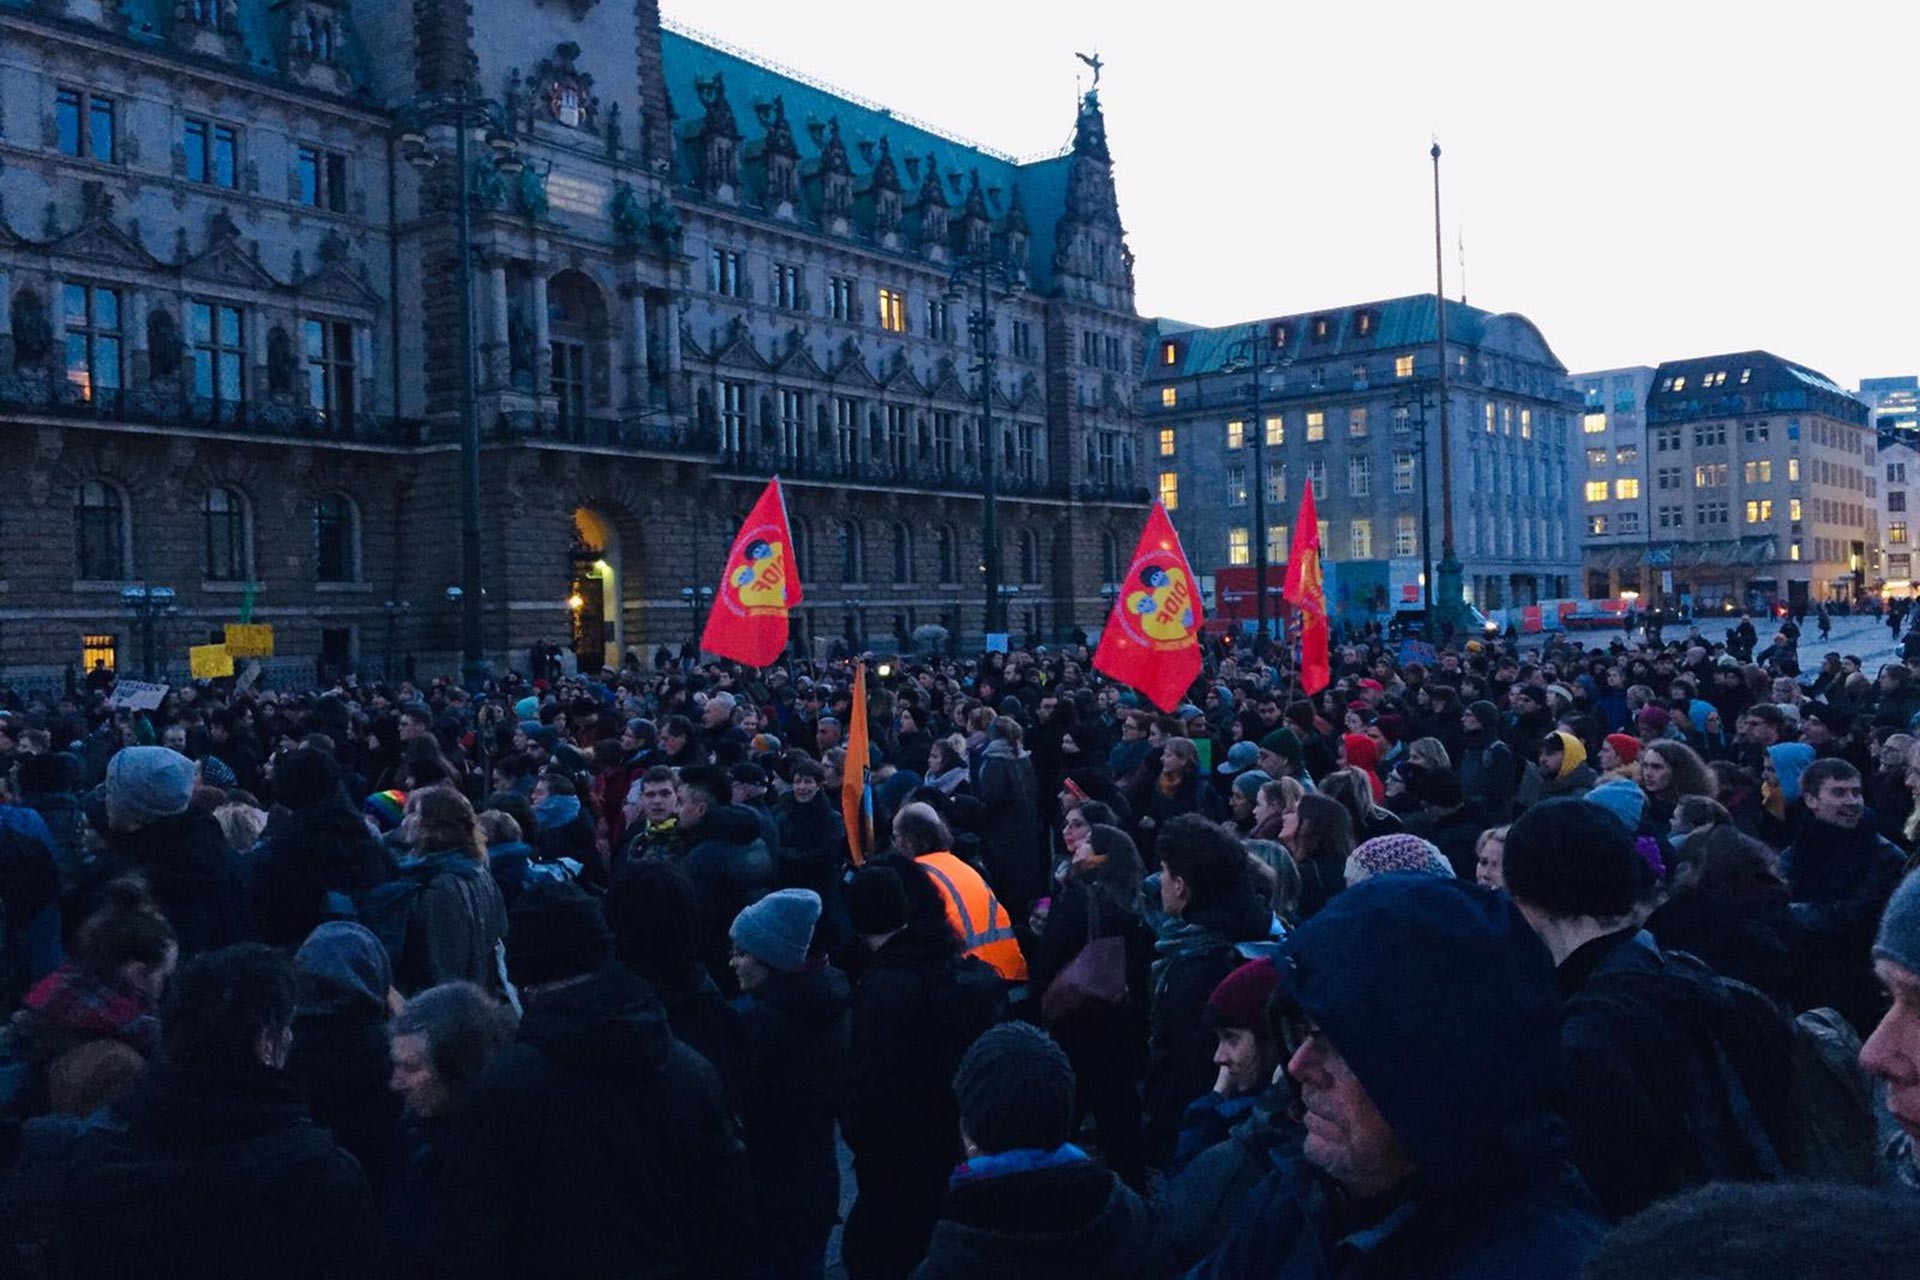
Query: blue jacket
1190 876 1608 1279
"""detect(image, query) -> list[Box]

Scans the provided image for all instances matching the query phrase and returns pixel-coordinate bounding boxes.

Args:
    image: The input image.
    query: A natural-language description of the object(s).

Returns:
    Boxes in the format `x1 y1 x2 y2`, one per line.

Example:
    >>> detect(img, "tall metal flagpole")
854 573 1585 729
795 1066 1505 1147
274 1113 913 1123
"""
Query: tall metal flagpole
1431 140 1464 635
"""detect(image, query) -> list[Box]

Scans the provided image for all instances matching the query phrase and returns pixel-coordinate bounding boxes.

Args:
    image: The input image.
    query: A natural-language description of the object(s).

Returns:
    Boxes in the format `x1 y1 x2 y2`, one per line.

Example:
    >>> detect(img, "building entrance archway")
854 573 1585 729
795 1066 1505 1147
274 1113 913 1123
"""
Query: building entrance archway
570 506 623 671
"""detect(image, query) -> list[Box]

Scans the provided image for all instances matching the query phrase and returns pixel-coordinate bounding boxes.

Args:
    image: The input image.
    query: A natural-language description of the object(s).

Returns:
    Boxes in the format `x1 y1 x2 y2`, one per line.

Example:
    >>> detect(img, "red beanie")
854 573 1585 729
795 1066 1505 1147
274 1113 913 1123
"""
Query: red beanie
1206 959 1280 1036
1605 733 1642 765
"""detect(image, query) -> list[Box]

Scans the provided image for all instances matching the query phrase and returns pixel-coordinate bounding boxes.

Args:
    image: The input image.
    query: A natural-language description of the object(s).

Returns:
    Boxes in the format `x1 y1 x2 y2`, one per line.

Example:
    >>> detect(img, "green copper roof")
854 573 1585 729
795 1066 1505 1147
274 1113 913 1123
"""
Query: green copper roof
1146 295 1498 380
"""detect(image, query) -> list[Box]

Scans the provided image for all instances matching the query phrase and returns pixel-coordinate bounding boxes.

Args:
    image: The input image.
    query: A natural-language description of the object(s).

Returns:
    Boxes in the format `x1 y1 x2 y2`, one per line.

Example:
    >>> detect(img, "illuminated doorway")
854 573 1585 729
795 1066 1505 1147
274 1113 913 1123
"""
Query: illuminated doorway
569 507 622 671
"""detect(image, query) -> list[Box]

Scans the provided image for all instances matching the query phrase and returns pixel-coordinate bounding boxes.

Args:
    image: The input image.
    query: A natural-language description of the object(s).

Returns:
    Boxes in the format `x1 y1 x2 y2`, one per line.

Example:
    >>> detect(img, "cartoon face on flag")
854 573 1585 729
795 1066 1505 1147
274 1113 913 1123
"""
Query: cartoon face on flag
724 536 790 615
701 478 803 668
1094 502 1205 712
1124 562 1200 648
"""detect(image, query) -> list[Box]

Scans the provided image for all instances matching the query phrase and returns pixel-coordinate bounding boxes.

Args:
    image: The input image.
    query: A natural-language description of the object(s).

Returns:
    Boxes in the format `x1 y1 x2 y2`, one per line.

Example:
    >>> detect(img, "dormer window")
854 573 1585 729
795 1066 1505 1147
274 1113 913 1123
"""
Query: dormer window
1160 340 1179 366
1310 316 1331 342
1271 323 1290 349
1354 310 1376 337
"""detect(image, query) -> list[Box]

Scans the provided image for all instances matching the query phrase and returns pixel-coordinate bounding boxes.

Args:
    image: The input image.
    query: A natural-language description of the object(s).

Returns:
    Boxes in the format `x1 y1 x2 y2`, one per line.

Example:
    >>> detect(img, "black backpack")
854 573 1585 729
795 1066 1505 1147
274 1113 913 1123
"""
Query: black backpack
321 854 484 970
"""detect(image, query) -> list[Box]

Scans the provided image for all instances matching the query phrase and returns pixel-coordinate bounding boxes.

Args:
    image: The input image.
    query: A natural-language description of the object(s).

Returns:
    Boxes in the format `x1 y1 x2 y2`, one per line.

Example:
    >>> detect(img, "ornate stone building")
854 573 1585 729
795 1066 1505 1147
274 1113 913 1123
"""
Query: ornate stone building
0 0 1143 685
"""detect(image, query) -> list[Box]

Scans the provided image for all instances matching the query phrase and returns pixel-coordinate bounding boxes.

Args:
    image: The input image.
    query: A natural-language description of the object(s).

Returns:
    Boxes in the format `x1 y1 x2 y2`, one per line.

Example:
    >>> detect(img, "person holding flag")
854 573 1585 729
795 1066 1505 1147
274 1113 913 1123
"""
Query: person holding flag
1094 501 1205 713
842 660 874 866
701 478 802 668
1283 484 1331 695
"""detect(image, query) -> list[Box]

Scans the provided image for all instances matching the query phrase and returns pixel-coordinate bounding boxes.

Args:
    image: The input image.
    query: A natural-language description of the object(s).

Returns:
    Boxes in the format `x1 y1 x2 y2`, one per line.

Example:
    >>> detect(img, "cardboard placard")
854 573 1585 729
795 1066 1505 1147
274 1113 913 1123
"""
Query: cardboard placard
224 624 274 658
189 645 236 680
108 680 170 711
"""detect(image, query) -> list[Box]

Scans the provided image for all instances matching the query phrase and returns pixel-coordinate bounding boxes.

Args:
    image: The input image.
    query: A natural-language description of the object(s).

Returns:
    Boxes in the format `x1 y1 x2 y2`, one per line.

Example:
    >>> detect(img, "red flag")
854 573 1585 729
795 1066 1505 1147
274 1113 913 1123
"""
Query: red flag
842 660 873 866
1282 485 1330 695
700 478 803 667
1094 501 1205 712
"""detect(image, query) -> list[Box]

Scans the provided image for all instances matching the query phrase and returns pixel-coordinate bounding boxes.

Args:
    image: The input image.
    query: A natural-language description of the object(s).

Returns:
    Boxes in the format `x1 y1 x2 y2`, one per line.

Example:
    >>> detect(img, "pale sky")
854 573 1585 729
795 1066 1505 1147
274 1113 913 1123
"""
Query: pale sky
670 0 1917 389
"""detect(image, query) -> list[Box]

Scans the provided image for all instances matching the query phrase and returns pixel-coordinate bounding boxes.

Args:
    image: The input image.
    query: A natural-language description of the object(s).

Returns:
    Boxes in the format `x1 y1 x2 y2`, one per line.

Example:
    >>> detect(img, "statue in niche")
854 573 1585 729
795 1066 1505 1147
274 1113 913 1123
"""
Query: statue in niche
148 308 183 379
266 326 297 394
610 181 646 248
10 290 50 368
507 305 534 387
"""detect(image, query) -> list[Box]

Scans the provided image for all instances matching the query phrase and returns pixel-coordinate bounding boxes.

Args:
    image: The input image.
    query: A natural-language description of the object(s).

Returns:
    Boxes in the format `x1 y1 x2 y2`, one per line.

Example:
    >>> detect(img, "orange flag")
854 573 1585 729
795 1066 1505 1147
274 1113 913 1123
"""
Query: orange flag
1094 501 1205 712
700 478 803 667
841 661 873 865
1283 485 1330 695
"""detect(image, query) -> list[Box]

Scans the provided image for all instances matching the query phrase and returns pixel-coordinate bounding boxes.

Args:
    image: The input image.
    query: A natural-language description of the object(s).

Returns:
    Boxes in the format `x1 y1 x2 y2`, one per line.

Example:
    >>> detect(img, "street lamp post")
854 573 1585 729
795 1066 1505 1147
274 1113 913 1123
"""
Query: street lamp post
947 254 1024 639
401 82 523 685
1223 331 1292 644
120 585 177 681
1394 387 1439 616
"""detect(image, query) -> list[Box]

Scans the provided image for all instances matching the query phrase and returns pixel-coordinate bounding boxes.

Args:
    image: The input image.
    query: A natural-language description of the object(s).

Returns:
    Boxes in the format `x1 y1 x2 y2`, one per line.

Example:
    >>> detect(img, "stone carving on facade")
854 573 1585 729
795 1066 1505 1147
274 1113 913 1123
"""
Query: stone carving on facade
815 117 854 224
609 181 646 248
507 305 535 387
753 96 800 210
867 137 901 236
513 167 549 220
266 326 297 394
694 73 742 196
531 43 599 131
10 290 50 369
644 193 682 255
915 153 948 248
505 69 528 135
605 102 622 160
147 308 183 379
955 169 991 257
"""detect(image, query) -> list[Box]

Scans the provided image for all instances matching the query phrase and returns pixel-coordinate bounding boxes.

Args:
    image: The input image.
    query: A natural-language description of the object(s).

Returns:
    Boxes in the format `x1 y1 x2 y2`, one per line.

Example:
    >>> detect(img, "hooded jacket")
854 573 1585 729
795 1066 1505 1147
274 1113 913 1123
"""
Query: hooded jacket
250 797 398 948
434 964 750 1280
679 805 776 991
910 1156 1151 1280
734 962 852 1246
286 923 402 1201
1515 731 1597 811
1192 876 1607 1279
82 813 250 958
1456 702 1517 824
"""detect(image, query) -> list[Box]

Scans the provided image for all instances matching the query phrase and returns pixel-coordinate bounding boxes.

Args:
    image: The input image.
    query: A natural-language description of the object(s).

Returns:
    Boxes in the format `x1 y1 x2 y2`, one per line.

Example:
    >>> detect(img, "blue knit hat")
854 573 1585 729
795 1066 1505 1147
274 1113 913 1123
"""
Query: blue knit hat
730 888 822 973
1585 778 1648 832
1875 871 1920 978
1768 742 1817 803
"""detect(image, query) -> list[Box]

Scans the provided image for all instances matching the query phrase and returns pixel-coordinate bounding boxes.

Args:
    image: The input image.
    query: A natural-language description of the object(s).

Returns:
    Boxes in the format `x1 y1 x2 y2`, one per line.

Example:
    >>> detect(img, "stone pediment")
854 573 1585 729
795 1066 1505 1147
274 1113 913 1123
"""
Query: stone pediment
49 219 161 271
772 338 825 380
877 351 924 395
710 318 769 371
298 260 381 309
828 339 880 388
927 360 969 402
183 237 281 291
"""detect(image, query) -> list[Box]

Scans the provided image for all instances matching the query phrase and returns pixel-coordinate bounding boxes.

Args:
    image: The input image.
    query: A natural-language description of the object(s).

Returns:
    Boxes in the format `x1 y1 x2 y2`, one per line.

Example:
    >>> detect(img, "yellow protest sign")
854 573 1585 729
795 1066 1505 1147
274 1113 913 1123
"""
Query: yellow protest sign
189 644 236 679
225 624 275 658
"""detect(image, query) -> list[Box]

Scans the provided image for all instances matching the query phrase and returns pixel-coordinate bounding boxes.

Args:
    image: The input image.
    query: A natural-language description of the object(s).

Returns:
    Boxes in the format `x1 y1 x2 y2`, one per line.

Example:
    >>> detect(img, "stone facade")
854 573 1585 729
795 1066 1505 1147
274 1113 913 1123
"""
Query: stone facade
1141 297 1582 618
0 1 1144 684
1572 365 1657 598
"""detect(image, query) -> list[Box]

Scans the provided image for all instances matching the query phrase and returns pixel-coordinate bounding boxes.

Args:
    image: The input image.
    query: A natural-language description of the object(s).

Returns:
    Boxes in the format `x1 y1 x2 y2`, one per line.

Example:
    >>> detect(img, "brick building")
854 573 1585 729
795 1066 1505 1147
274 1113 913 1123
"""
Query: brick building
0 1 1144 686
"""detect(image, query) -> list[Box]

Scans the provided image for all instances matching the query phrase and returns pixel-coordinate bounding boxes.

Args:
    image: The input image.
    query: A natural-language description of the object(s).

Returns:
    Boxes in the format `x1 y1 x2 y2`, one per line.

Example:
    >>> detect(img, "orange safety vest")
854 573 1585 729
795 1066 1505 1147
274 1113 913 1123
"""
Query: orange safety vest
915 851 1029 983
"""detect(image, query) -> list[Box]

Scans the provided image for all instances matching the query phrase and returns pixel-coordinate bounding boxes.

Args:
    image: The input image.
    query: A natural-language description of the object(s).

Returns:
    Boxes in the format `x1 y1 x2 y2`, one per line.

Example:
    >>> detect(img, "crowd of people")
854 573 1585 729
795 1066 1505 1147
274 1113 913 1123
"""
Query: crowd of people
3 610 1920 1277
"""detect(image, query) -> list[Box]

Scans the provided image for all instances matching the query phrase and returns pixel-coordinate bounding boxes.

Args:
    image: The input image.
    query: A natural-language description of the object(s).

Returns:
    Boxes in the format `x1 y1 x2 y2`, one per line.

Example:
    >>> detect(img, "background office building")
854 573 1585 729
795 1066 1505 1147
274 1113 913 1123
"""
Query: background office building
1141 295 1583 616
1597 351 1875 611
1860 375 1918 437
1572 365 1657 598
1880 434 1920 597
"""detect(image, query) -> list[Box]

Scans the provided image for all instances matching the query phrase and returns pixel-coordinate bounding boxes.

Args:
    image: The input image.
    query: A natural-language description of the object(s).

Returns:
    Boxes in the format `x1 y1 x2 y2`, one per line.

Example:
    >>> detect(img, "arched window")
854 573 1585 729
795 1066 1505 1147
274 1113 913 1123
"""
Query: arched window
935 527 956 584
1020 529 1042 584
314 493 359 583
74 480 127 581
838 520 863 581
547 271 608 432
892 523 913 584
1100 531 1120 585
203 487 250 582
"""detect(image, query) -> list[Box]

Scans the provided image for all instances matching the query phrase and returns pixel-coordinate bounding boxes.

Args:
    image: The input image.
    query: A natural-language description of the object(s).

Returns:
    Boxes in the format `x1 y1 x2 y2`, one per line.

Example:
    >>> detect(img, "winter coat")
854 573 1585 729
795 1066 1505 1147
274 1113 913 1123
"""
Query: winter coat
842 926 968 1163
909 1156 1151 1280
396 850 509 997
1405 800 1487 881
19 790 88 890
28 1061 381 1280
1144 887 1272 1168
678 806 776 991
976 740 1045 918
733 963 852 1247
1780 817 1909 1034
433 964 750 1280
1515 759 1598 811
80 814 250 958
285 1011 402 1202
628 958 754 1118
1156 1086 1295 1276
775 792 850 952
249 798 398 948
1456 732 1517 824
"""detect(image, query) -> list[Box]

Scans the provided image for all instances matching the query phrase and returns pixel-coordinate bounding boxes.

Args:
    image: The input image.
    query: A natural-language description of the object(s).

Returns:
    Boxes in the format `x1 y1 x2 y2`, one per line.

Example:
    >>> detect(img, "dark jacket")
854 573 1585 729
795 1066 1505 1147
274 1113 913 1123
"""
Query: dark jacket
1028 877 1153 1025
909 1158 1151 1280
734 962 852 1246
1155 1086 1293 1276
678 806 776 991
774 792 850 953
1780 816 1907 1033
1144 887 1272 1168
842 925 967 1162
82 814 250 958
1515 759 1598 810
976 741 1045 918
1404 799 1486 881
396 850 509 997
250 799 397 948
31 1061 381 1280
285 1010 403 1202
628 958 754 1118
434 964 750 1280
1456 731 1516 823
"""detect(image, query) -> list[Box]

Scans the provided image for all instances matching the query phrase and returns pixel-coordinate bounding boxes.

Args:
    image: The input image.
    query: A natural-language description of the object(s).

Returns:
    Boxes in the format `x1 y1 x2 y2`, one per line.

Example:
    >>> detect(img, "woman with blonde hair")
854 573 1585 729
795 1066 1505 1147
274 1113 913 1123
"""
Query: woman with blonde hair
396 787 508 995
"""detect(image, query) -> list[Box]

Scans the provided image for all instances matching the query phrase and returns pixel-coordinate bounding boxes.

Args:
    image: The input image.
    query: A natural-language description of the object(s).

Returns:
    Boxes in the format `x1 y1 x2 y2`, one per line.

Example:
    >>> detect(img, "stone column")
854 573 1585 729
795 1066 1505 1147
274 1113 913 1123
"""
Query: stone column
126 290 148 387
530 270 551 405
486 259 509 387
624 284 649 409
662 295 680 409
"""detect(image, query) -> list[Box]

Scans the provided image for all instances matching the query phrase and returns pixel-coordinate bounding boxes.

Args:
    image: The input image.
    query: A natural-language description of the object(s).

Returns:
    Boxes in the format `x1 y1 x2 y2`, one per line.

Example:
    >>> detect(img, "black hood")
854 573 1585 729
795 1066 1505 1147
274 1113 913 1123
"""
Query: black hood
758 963 851 1032
265 800 386 867
1186 883 1273 944
926 1163 1149 1275
518 965 673 1081
698 804 767 848
107 812 232 883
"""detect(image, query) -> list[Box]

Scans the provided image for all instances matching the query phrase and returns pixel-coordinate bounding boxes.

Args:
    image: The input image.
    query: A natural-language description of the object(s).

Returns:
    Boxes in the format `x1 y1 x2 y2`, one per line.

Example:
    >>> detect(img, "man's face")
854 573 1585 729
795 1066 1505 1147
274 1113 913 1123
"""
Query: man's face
703 700 730 729
791 774 820 804
399 716 428 742
1807 775 1864 828
676 785 708 828
1286 1024 1416 1197
1536 746 1563 778
1122 719 1146 742
1803 719 1834 747
817 723 841 751
1213 1027 1274 1097
1862 960 1920 1142
162 725 188 751
390 1032 450 1118
640 781 677 822
1258 701 1282 726
661 729 687 757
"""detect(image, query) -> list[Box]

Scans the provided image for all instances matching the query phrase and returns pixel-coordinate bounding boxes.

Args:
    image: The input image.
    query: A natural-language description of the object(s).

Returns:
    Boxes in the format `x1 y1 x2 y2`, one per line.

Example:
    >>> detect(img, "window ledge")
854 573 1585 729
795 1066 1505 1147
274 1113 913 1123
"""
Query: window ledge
73 580 134 593
315 580 374 593
201 581 265 593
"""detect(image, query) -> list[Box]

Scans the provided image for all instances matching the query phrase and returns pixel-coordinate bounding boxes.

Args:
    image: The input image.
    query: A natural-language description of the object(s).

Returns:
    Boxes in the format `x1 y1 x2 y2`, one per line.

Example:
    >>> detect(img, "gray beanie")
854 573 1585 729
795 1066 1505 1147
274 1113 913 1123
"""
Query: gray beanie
730 888 822 973
105 746 197 829
953 1021 1076 1154
1874 870 1920 977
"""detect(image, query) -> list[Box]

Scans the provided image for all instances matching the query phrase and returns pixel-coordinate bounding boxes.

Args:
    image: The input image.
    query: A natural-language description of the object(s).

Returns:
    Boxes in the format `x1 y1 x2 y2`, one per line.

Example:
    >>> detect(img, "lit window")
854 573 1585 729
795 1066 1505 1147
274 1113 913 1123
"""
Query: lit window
1740 368 1752 384
1584 481 1608 502
1317 520 1329 547
1158 428 1175 457
1226 466 1247 507
1788 458 1800 481
1588 514 1608 536
1615 445 1639 464
1673 376 1687 391
1161 386 1177 408
1350 519 1372 559
1892 522 1909 545
1586 447 1607 466
1486 404 1497 434
1227 527 1250 566
1158 471 1179 510
1161 340 1178 366
82 633 117 672
1582 412 1607 434
1520 408 1532 438
1306 411 1325 442
1615 478 1640 500
1790 541 1802 561
1264 415 1283 446
1694 464 1728 488
1348 407 1368 438
1789 498 1802 521
1744 460 1772 483
1226 419 1246 450
877 287 906 332
1394 515 1417 557
1355 311 1374 336
1500 405 1513 435
1745 499 1773 523
1394 354 1415 379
